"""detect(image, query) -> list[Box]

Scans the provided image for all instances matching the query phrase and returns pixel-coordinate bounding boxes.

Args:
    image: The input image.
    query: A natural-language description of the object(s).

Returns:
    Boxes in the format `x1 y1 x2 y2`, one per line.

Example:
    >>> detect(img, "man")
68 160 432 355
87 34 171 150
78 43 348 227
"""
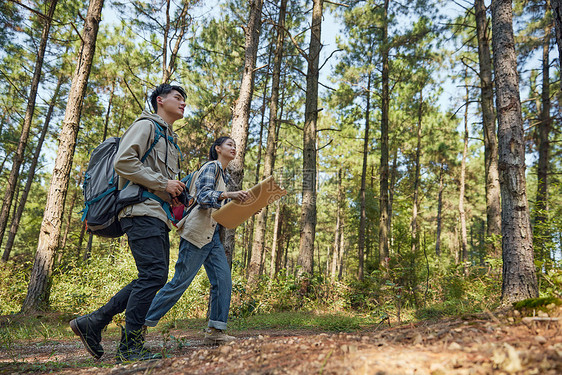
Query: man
70 83 187 362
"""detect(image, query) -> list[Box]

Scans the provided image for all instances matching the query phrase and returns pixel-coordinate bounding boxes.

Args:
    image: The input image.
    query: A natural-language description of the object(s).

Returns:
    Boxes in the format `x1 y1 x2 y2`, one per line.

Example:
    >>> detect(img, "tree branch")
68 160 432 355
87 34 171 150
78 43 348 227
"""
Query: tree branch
8 0 49 20
317 139 333 151
123 78 144 112
319 48 343 71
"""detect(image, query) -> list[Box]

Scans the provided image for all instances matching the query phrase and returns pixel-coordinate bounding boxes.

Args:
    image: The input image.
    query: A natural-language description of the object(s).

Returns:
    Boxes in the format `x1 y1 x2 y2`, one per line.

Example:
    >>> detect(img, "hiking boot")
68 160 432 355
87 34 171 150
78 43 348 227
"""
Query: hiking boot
203 327 235 345
70 313 109 359
115 327 162 363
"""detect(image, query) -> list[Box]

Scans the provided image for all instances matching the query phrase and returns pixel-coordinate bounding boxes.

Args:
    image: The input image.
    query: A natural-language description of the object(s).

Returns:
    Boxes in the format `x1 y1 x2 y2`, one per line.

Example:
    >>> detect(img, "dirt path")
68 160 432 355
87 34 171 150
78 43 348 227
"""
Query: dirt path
2 310 561 374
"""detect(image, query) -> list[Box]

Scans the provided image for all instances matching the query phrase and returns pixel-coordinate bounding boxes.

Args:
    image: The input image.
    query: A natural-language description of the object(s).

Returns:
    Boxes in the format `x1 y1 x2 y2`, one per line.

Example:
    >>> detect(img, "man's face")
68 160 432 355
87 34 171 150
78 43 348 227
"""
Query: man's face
158 89 185 122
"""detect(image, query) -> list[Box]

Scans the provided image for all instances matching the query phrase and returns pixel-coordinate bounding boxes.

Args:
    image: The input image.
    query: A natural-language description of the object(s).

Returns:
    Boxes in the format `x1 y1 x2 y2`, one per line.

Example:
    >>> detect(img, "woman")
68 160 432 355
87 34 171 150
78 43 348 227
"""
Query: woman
144 136 249 344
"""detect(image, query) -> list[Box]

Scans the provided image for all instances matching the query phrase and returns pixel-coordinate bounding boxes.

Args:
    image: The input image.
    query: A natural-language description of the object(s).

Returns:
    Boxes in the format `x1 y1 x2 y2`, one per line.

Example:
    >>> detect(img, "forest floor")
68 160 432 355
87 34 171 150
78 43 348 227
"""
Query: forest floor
1 306 562 375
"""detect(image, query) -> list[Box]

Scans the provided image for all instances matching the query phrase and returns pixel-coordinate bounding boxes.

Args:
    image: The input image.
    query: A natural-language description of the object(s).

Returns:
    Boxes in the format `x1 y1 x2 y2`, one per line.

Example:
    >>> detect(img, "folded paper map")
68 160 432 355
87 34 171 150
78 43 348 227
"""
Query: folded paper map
212 176 287 229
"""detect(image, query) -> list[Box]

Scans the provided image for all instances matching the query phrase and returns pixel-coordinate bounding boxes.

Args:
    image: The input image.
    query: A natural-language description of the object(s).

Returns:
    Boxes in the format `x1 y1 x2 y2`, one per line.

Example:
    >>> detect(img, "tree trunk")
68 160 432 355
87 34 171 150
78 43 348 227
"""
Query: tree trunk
249 0 287 284
378 0 390 267
411 90 423 258
77 220 86 261
460 76 469 275
297 0 323 282
162 0 170 80
102 79 115 141
21 0 104 312
162 0 190 83
388 140 398 254
224 0 264 267
2 74 65 262
475 0 501 258
454 226 460 265
0 153 10 176
551 0 562 92
491 0 538 304
435 162 444 256
533 13 552 264
58 173 84 265
358 72 372 280
83 233 94 261
0 0 58 249
247 42 273 282
269 200 282 278
331 168 342 281
338 221 345 280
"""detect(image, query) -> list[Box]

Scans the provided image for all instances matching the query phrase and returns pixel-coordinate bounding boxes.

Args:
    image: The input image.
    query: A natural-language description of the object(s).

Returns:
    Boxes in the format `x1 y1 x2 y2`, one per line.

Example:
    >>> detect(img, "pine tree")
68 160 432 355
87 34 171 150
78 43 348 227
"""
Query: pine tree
297 0 323 282
491 0 538 304
474 0 502 257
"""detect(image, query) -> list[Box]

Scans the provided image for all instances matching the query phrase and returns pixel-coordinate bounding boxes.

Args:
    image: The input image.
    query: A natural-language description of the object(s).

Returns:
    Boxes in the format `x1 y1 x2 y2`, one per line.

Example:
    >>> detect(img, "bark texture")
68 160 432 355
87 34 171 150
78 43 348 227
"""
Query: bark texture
491 0 538 304
378 0 390 266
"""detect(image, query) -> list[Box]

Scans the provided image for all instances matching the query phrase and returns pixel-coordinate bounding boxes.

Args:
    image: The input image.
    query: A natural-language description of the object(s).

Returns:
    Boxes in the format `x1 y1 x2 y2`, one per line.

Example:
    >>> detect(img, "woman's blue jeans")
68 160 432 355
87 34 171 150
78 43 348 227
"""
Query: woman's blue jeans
144 228 232 330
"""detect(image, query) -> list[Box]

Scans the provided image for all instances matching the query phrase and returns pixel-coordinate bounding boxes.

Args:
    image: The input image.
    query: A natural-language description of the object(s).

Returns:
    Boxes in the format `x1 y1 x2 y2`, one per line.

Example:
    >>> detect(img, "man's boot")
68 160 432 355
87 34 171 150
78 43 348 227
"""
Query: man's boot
115 327 162 363
70 311 111 359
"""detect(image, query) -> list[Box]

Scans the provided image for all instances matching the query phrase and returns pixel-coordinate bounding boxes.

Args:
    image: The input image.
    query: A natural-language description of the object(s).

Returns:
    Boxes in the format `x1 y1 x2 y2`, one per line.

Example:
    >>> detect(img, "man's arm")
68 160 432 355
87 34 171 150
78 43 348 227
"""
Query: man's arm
114 120 169 192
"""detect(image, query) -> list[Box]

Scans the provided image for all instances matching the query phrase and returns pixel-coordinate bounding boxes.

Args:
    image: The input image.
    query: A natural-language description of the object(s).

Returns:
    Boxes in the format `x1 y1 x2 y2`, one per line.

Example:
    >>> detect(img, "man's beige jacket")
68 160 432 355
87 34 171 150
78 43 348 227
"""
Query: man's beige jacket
114 111 180 228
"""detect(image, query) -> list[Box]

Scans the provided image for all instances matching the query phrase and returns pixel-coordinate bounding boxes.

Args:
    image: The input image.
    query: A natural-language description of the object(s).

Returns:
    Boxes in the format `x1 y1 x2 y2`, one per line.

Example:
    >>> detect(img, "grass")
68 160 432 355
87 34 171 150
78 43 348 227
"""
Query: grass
0 310 380 346
229 311 376 332
0 312 124 347
148 310 382 336
0 310 381 372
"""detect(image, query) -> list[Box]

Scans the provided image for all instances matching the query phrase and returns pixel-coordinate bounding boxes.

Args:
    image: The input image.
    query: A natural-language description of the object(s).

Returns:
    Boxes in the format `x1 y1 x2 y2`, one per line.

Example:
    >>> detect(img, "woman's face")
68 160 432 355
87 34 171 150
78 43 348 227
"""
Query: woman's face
216 138 237 161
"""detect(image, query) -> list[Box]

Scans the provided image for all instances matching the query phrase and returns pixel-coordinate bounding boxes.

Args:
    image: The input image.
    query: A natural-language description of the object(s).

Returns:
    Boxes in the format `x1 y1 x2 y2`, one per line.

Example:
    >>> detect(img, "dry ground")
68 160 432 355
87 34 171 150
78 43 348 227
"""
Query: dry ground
1 308 561 375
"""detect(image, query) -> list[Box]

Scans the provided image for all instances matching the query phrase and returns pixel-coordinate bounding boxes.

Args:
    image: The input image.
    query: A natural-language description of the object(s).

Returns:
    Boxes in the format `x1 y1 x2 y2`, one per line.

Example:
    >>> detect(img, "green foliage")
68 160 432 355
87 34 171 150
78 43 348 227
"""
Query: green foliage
513 297 562 312
231 311 370 332
541 266 562 298
49 246 139 314
0 259 32 315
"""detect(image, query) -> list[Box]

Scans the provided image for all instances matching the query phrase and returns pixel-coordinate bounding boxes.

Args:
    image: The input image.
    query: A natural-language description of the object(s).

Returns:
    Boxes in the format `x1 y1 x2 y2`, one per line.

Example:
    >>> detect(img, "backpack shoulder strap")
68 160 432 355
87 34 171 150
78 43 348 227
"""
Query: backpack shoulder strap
190 160 220 192
141 120 164 163
142 119 183 163
184 160 222 215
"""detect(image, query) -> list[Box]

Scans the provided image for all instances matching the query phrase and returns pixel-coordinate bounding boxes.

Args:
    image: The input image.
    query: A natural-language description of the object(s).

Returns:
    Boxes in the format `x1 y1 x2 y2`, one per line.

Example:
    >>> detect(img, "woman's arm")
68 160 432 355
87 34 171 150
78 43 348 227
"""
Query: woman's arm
195 162 223 209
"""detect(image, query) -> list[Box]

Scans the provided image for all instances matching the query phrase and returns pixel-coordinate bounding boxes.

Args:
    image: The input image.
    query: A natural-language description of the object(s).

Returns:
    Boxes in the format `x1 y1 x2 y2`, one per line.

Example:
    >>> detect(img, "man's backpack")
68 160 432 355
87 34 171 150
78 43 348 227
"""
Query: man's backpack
81 120 181 238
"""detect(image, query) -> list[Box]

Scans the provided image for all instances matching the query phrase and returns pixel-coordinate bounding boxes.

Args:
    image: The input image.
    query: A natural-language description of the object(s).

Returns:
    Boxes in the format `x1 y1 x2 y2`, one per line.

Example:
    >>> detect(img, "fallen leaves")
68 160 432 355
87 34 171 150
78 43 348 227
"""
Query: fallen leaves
3 307 562 374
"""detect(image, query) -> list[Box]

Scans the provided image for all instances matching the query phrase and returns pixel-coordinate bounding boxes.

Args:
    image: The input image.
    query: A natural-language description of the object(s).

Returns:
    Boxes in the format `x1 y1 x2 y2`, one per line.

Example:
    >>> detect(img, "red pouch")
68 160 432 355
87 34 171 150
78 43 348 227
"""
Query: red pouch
172 204 185 222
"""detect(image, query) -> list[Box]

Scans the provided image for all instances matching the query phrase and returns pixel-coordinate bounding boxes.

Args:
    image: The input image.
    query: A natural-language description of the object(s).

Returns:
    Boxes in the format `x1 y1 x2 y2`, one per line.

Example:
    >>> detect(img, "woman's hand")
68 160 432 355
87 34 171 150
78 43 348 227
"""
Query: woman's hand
224 190 250 202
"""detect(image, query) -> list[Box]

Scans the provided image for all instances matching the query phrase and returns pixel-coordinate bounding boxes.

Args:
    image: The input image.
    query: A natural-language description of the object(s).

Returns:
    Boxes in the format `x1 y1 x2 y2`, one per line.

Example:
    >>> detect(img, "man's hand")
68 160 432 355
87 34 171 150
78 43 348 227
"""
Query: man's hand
166 179 186 198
